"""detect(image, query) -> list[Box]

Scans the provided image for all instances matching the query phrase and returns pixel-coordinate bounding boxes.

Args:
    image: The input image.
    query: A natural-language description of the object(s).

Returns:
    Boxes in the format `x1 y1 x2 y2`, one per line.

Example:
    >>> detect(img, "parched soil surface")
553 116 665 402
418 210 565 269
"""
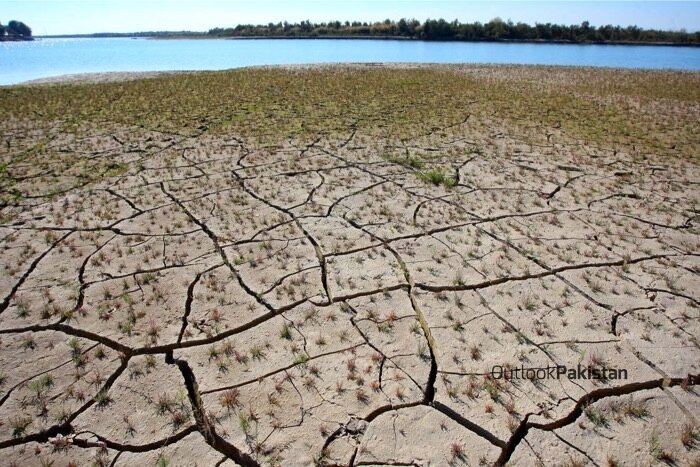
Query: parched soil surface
0 64 699 466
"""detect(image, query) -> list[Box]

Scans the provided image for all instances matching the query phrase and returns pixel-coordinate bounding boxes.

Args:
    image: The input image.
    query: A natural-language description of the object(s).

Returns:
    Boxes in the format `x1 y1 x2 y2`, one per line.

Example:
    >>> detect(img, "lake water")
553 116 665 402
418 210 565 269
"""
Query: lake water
2 37 699 85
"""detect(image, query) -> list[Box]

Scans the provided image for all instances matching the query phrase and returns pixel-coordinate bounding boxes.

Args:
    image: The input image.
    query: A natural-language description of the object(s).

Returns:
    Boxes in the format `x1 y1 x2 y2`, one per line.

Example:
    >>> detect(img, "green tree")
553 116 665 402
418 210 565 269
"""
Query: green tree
7 20 31 37
485 17 506 39
200 17 698 45
397 18 409 36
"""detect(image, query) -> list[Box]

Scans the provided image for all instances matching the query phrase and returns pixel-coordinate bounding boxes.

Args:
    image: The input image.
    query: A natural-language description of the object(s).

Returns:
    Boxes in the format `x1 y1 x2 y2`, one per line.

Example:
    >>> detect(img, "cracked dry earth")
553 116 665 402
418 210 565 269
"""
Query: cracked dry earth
0 65 699 466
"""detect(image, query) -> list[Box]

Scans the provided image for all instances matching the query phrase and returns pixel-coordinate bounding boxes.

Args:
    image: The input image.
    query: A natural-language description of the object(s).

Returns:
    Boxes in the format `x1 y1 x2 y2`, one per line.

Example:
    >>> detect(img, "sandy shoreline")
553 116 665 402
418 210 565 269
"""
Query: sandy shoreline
17 70 195 85
17 62 700 86
16 64 434 85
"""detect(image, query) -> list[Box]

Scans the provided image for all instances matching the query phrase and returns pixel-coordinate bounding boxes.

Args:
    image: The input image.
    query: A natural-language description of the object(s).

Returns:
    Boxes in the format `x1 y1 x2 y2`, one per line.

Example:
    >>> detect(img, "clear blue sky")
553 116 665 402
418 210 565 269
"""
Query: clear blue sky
2 1 699 36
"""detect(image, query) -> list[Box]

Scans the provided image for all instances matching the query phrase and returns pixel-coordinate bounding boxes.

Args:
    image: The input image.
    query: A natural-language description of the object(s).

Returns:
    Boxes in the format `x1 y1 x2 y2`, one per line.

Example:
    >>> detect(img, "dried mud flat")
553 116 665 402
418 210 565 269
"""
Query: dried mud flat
0 64 698 466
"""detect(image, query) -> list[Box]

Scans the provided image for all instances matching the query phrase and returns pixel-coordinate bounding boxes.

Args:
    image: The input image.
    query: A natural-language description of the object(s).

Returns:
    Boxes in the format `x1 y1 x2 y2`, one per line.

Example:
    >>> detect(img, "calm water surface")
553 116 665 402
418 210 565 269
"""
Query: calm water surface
2 37 699 85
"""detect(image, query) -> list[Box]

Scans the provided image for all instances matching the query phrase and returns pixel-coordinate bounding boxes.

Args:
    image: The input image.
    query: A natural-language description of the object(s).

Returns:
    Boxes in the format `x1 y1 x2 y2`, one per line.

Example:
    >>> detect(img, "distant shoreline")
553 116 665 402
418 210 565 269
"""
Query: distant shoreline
0 36 33 42
35 34 700 48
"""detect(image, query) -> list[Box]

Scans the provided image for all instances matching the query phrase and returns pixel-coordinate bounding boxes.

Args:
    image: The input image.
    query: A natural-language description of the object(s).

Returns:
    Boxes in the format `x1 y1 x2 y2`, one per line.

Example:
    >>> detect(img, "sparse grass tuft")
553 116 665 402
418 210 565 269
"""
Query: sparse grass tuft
94 390 113 409
156 453 170 467
220 388 242 412
238 412 251 435
681 423 698 450
649 430 674 463
279 323 293 340
383 154 424 169
418 169 457 188
450 441 465 461
9 415 32 438
584 405 608 428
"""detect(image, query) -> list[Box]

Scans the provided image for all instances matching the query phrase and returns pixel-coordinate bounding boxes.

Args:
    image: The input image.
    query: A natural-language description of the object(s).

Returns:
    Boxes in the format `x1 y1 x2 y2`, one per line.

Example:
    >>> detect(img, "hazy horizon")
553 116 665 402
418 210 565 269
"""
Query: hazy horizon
2 1 699 36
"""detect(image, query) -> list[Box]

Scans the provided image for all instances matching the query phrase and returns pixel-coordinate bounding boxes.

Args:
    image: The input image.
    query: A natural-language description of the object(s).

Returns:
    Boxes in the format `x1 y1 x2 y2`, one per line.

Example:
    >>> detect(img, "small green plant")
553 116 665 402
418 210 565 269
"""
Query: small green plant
67 337 82 353
157 393 174 415
523 295 537 311
22 337 36 350
483 378 501 402
238 412 251 435
207 346 219 362
279 323 292 340
623 397 649 418
94 390 112 409
145 355 157 369
118 320 134 336
95 346 106 360
15 300 30 318
72 352 88 368
10 415 32 438
250 344 265 360
28 373 54 396
104 162 129 177
418 169 456 187
383 153 424 169
649 430 669 462
141 272 157 284
294 352 310 365
156 453 170 467
416 342 428 359
584 406 608 428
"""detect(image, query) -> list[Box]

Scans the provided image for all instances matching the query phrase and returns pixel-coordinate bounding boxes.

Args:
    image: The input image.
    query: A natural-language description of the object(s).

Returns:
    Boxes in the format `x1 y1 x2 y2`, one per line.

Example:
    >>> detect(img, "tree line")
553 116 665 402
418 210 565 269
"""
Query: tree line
0 20 32 40
208 18 699 45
